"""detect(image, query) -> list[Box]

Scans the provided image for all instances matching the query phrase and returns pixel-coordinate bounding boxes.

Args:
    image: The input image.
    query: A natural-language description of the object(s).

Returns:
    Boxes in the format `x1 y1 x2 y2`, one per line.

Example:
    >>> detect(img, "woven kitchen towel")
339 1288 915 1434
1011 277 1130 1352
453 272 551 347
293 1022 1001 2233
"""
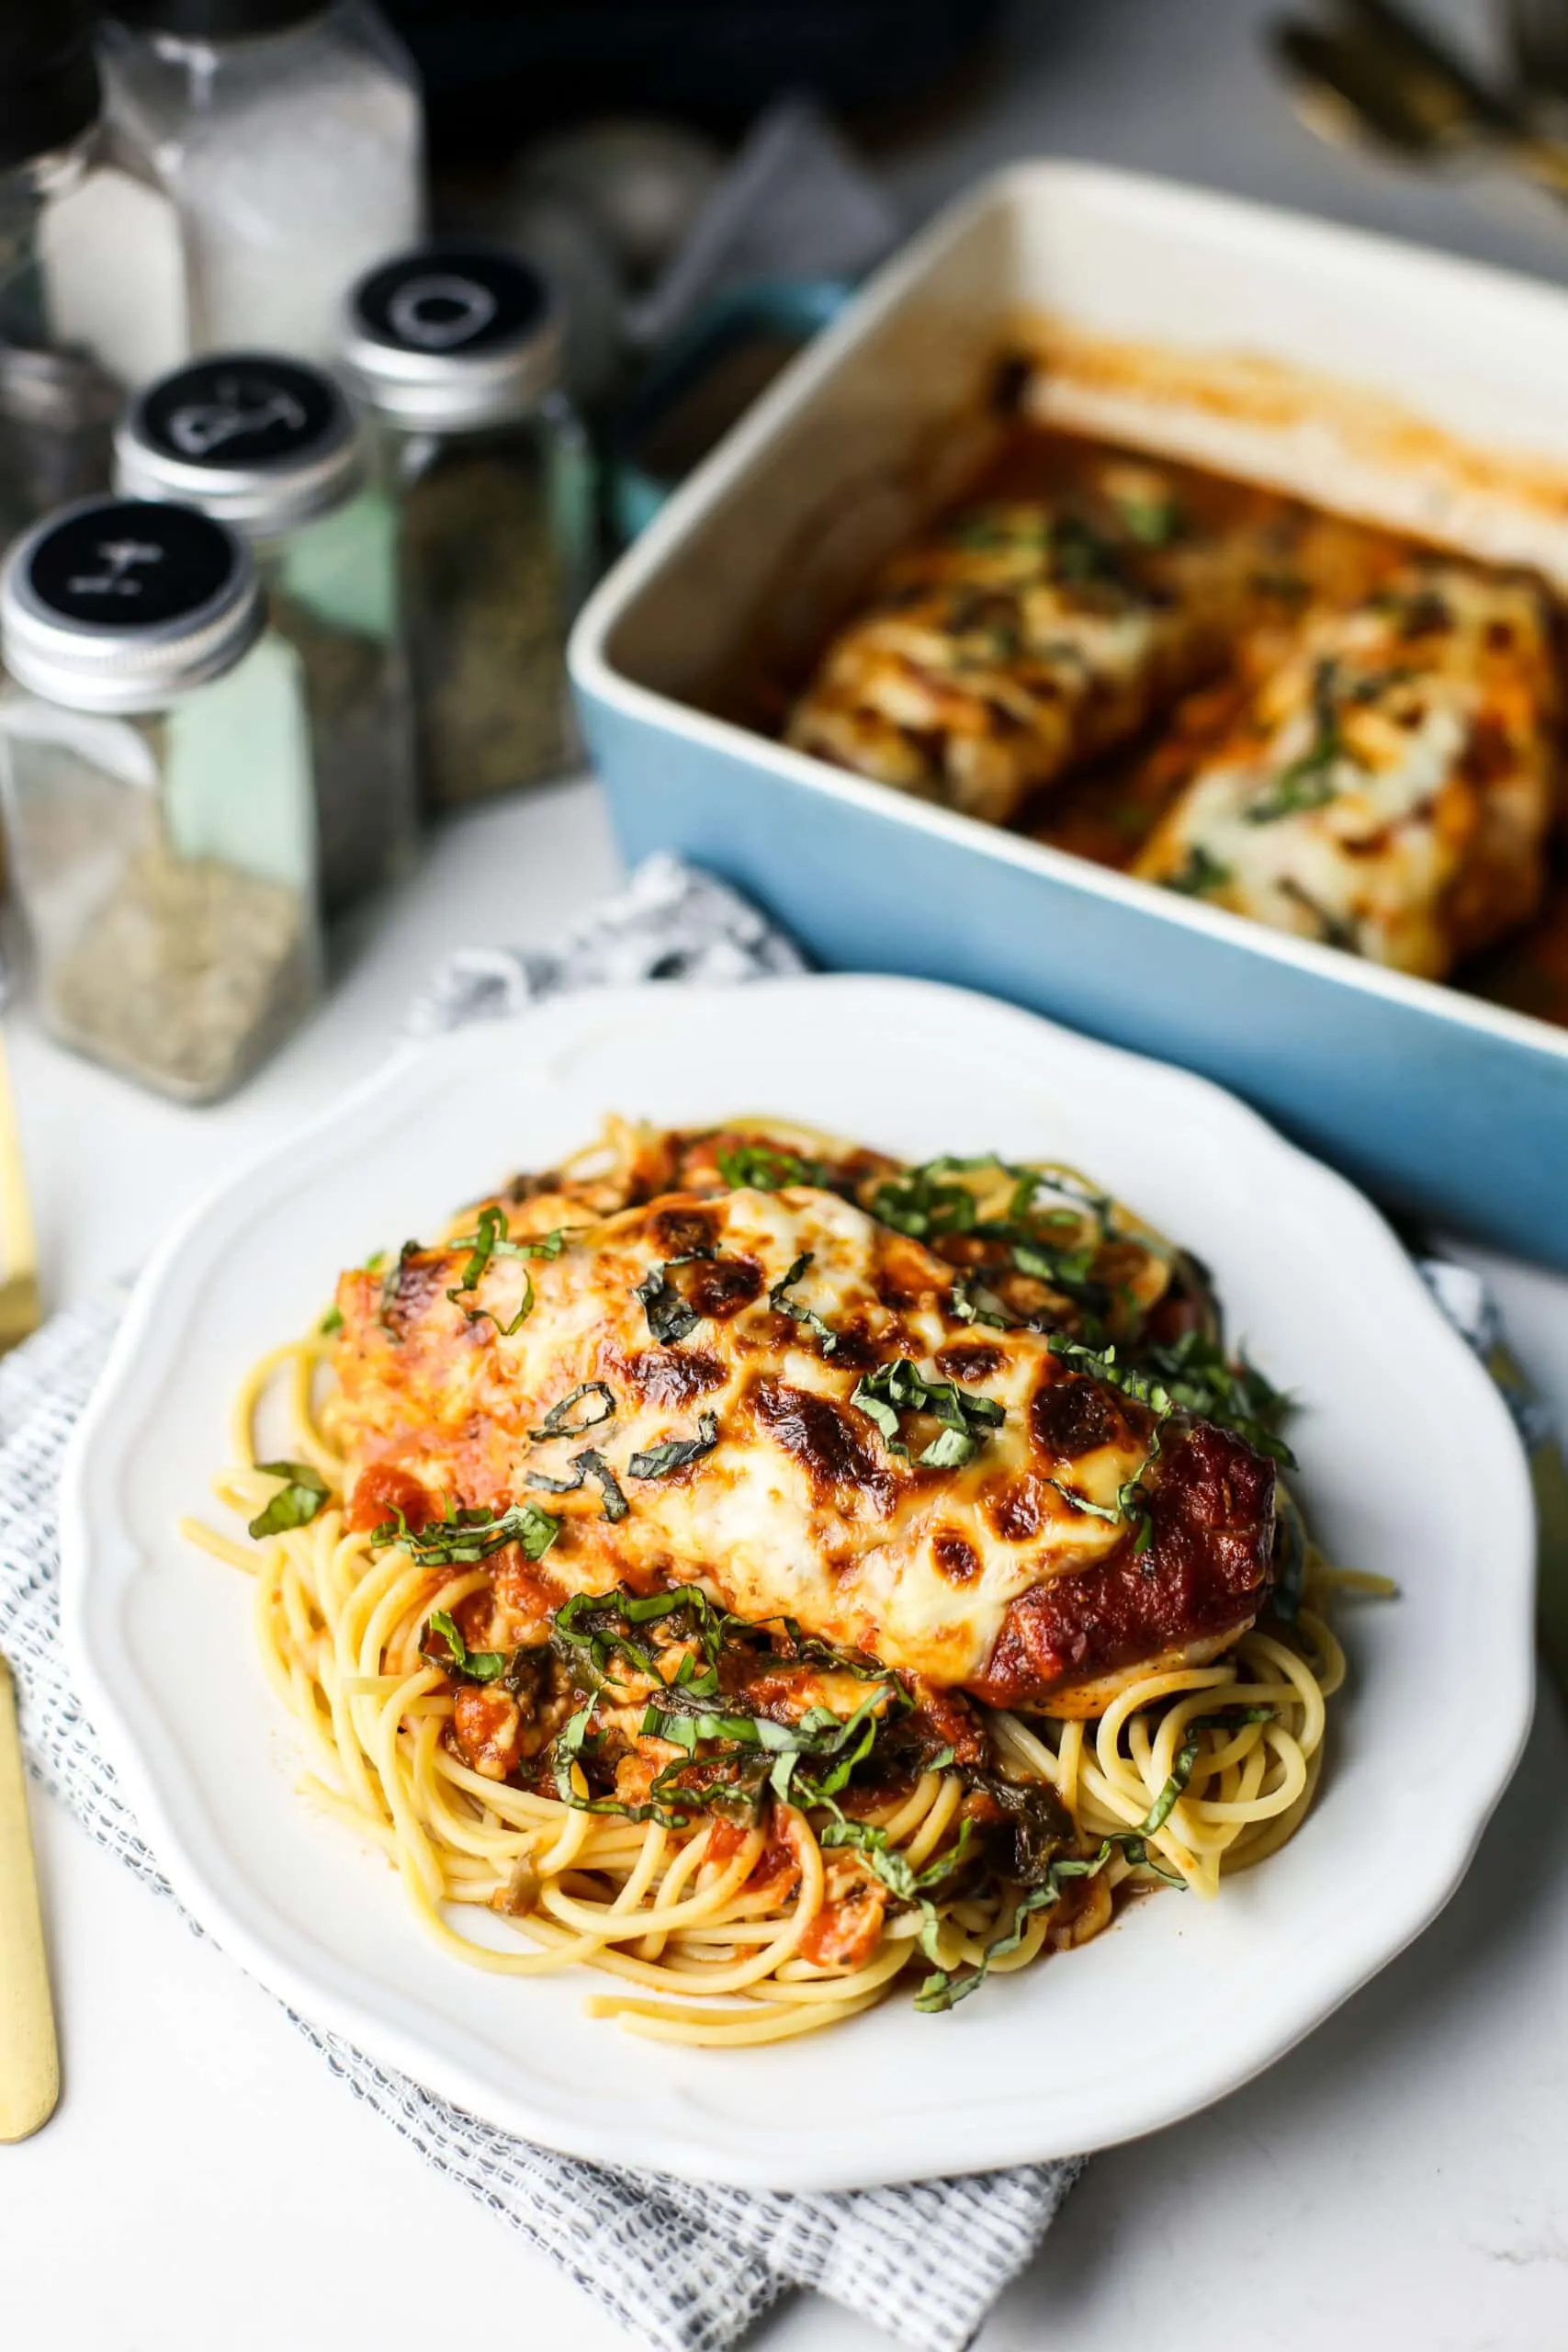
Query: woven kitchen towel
0 854 1082 2352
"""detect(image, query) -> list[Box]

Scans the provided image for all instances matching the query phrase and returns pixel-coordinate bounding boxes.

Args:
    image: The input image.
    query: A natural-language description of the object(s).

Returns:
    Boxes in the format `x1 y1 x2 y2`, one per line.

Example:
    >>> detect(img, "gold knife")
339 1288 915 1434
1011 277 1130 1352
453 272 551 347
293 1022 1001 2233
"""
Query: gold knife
0 1026 40 1356
0 1651 58 2140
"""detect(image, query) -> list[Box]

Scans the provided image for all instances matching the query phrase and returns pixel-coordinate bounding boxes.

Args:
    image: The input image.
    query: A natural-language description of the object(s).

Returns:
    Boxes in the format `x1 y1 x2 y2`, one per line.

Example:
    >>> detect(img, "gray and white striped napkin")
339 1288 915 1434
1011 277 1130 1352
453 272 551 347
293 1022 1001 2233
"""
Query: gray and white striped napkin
0 856 1082 2352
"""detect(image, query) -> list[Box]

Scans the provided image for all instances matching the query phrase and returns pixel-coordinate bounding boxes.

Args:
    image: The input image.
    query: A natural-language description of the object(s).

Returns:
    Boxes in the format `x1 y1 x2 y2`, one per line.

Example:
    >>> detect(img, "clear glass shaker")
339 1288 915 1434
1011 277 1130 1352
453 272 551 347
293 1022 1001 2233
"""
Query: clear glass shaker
341 245 593 812
0 495 322 1102
115 350 416 914
0 2 184 539
98 0 423 368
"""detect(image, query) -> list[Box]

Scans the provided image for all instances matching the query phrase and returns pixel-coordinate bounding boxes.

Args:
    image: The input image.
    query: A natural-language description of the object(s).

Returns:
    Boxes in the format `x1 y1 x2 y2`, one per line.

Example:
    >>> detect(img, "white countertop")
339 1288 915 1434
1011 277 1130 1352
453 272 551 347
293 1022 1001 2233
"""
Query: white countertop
5 776 1568 2352
11 1 1568 2336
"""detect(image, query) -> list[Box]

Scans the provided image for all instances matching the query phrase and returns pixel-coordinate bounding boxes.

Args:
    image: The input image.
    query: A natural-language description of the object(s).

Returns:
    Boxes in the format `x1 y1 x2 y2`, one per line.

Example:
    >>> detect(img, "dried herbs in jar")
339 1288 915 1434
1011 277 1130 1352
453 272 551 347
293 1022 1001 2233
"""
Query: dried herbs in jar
343 244 593 810
0 497 323 1102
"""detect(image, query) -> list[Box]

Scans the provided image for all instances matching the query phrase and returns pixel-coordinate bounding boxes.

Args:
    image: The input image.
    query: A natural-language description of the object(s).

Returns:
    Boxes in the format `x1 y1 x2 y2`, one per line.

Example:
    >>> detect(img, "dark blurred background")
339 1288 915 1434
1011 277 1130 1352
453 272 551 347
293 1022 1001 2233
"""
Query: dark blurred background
389 0 1007 151
403 0 1568 289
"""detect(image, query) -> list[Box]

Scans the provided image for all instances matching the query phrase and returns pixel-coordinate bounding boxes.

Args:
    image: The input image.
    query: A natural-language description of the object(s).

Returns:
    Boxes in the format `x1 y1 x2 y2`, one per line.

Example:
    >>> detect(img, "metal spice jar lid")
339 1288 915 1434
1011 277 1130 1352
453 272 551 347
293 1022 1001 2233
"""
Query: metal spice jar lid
341 245 564 432
115 353 364 535
0 495 262 713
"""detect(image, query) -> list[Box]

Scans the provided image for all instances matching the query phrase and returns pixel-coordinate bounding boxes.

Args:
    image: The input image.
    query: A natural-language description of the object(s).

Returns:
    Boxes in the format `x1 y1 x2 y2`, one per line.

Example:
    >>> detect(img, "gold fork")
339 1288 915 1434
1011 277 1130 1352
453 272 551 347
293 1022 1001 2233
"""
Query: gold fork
0 1018 54 2139
0 1653 57 2140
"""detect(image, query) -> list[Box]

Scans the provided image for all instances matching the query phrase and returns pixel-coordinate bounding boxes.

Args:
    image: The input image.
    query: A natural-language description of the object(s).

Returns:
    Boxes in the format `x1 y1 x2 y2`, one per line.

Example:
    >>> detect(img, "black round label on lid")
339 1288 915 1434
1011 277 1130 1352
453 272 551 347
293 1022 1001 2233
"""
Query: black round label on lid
27 500 242 630
137 354 342 470
353 247 549 359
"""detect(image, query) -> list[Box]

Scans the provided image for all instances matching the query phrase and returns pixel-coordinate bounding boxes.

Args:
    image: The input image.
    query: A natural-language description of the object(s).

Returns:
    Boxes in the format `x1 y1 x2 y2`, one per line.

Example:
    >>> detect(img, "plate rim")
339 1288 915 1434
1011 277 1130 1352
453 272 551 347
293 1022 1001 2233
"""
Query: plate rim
59 973 1538 2188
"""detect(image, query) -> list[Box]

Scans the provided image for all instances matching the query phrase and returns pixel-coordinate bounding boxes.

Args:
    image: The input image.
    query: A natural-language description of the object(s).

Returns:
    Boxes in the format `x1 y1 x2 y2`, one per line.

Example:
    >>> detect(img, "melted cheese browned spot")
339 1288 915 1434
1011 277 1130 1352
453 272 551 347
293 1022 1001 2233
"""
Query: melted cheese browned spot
327 1182 1275 1703
1031 1375 1124 1460
750 1377 893 1511
617 1346 727 1406
933 1531 982 1585
934 1340 1004 1382
684 1255 763 1319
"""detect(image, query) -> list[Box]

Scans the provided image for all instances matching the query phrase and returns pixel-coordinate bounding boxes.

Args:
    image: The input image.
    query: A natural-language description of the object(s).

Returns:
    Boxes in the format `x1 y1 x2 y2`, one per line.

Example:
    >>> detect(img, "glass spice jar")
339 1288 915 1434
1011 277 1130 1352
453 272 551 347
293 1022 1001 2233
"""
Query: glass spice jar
341 244 593 813
0 3 185 542
115 351 417 915
0 495 322 1102
97 0 423 369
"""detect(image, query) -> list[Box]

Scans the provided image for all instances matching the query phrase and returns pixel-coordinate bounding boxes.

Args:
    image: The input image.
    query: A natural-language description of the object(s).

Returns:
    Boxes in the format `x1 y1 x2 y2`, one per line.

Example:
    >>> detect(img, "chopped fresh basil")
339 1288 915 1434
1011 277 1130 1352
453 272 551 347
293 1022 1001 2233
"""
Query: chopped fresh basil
1278 875 1359 952
1045 1477 1122 1524
1050 510 1126 585
870 1156 1112 1318
768 1251 839 1354
1119 1470 1157 1554
453 1204 507 1296
950 1274 1015 1329
554 1585 727 1699
318 1305 344 1335
820 1813 976 1908
548 1584 909 1825
1246 659 1346 825
531 1382 616 1441
716 1141 829 1192
549 1589 908 1829
576 1450 627 1522
1132 1329 1296 1466
1270 1485 1309 1623
1011 1238 1097 1290
1246 767 1338 825
912 1740 1227 2011
422 1606 506 1684
445 1207 568 1334
484 1269 538 1335
1116 492 1184 548
371 1499 560 1565
527 1446 628 1521
634 1262 702 1346
548 1702 694 1826
247 1460 330 1540
851 1359 1005 1468
644 1679 899 1774
1045 1339 1177 1550
1167 842 1233 899
628 1412 720 1480
1138 1706 1275 1835
1046 1336 1172 1417
870 1159 983 1240
914 1845 1113 2012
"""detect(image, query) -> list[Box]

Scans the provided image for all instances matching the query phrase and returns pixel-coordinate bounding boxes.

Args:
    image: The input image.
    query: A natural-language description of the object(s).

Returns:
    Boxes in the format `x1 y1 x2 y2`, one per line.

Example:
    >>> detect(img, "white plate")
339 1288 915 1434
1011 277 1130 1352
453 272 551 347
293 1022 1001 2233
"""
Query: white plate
61 977 1535 2189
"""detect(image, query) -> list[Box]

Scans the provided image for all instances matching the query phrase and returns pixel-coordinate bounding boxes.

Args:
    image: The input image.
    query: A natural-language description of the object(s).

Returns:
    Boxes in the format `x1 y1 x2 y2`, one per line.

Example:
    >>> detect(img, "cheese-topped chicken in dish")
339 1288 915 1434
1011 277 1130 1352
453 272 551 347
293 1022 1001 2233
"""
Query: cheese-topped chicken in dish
1135 565 1561 977
209 1121 1360 2040
776 422 1568 1014
330 1135 1276 1716
785 462 1251 825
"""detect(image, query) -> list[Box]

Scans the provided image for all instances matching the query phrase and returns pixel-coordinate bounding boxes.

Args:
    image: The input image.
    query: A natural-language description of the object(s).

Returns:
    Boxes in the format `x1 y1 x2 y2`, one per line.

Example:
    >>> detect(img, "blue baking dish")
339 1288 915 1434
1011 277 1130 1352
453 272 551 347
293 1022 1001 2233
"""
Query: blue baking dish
570 163 1568 1266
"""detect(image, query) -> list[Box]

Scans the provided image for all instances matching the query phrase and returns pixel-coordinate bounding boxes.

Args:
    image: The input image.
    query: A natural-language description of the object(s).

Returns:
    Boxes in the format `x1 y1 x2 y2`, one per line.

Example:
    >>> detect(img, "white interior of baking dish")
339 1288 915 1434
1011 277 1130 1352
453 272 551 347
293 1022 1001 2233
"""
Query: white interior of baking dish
572 161 1568 1069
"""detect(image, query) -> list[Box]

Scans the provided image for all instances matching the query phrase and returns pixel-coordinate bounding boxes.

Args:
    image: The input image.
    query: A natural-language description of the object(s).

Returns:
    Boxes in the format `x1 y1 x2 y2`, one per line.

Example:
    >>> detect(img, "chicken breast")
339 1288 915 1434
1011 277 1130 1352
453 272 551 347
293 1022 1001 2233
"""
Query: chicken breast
785 462 1251 826
328 1176 1276 1714
1135 563 1560 978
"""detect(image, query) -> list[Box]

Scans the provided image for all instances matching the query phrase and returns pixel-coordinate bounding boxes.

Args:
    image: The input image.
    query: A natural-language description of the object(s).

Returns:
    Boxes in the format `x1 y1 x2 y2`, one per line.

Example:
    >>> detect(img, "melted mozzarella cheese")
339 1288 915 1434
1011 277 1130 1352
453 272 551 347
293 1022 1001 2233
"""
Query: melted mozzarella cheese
1137 565 1558 977
329 1183 1154 1690
786 486 1247 825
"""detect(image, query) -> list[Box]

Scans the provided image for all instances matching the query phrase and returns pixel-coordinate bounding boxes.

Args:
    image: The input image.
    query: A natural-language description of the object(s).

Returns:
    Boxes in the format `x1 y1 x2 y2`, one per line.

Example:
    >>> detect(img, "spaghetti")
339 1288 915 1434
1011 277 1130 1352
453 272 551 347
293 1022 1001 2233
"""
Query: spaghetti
186 1120 1380 2045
